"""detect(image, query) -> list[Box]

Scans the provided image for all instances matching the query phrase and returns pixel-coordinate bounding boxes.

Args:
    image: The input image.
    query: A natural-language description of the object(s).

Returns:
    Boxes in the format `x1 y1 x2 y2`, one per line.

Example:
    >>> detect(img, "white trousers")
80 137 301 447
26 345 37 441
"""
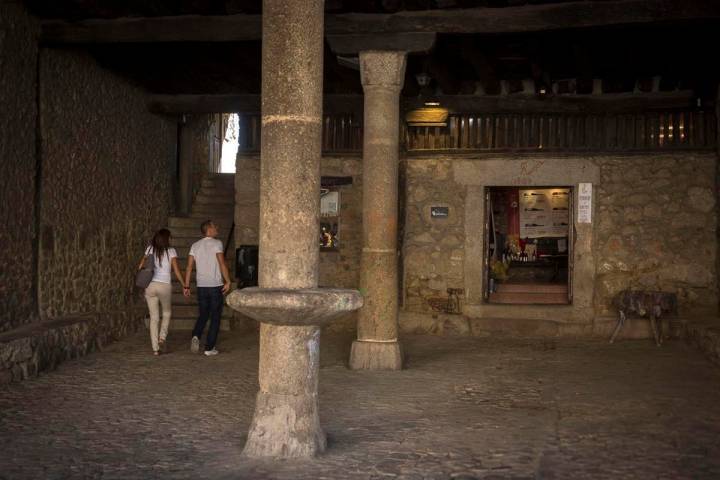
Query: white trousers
144 281 173 352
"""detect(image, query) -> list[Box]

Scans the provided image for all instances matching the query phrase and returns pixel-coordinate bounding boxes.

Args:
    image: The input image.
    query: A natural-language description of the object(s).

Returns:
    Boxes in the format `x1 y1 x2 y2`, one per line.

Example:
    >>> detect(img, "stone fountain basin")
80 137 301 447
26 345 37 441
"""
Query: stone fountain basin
226 287 363 327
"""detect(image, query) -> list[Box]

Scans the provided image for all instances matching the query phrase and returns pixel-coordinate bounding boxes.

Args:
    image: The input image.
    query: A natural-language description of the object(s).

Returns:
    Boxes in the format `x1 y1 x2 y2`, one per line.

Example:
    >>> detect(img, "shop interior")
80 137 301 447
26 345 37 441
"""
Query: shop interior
486 186 571 304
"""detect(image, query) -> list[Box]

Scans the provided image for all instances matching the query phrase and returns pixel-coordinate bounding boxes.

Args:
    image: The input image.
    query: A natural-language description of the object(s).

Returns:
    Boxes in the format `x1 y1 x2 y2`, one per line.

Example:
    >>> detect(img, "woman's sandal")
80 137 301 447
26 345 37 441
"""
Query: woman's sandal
159 339 167 354
153 351 160 356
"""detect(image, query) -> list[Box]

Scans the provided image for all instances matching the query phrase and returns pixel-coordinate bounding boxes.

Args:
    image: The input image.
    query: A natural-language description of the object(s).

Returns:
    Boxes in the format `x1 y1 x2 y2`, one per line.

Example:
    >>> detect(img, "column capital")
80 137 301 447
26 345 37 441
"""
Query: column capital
359 50 407 90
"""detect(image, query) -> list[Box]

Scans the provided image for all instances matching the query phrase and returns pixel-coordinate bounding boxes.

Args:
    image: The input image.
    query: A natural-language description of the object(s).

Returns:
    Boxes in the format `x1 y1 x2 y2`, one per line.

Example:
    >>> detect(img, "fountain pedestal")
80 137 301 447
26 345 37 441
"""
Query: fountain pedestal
227 288 363 457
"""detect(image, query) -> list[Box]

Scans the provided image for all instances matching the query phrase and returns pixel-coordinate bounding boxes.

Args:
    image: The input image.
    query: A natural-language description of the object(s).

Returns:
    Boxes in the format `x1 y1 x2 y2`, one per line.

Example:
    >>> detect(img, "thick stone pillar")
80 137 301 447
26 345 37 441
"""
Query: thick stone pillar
349 51 407 371
243 0 325 457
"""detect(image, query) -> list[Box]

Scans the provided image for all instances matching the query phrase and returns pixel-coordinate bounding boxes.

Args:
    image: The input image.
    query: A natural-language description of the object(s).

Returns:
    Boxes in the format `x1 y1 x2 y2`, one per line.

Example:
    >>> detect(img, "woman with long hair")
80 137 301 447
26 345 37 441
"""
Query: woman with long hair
137 228 186 356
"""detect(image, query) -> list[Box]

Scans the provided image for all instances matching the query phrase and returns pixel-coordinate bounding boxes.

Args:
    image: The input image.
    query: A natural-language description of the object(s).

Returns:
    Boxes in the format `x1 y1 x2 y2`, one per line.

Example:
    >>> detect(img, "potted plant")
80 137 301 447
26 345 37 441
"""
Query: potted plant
489 257 509 293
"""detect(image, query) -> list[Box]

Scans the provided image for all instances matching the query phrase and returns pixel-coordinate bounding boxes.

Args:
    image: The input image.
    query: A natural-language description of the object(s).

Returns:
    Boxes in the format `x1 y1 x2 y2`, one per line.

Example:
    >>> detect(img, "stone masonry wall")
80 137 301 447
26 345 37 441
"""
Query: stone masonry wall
235 154 261 248
403 153 718 331
595 154 718 316
318 156 363 291
402 159 466 314
0 307 146 385
234 154 363 331
191 114 220 198
0 3 39 332
38 48 176 318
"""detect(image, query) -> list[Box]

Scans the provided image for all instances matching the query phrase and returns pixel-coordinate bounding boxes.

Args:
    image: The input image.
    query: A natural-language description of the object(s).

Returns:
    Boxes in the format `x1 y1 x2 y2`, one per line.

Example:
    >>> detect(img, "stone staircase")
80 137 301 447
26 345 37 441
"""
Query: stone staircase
489 283 569 305
167 173 235 330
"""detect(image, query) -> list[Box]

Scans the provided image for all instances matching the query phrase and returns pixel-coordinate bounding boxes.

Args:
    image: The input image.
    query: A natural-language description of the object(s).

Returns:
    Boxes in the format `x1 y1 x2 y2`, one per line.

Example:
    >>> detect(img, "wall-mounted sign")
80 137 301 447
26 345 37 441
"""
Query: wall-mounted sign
430 206 449 218
518 188 569 238
320 190 339 217
577 183 592 223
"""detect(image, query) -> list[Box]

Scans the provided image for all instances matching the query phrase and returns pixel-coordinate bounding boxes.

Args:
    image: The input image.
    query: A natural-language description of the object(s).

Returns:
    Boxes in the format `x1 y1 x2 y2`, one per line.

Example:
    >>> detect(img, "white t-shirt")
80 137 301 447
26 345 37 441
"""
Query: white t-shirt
145 246 178 284
189 237 224 287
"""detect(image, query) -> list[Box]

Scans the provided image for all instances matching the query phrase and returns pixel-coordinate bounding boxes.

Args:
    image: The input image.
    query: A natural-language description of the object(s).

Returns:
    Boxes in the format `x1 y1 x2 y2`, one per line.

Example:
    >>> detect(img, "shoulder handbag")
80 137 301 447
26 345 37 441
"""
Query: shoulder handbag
135 252 156 289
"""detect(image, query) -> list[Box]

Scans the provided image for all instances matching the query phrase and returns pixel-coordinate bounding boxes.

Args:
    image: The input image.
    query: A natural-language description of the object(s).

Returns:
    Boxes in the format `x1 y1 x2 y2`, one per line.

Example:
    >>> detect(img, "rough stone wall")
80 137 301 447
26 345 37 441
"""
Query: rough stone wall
38 49 176 318
0 306 146 385
318 156 363 290
235 154 261 247
402 159 466 313
402 153 718 330
0 3 39 332
191 114 219 197
234 154 363 331
595 154 718 316
234 154 363 289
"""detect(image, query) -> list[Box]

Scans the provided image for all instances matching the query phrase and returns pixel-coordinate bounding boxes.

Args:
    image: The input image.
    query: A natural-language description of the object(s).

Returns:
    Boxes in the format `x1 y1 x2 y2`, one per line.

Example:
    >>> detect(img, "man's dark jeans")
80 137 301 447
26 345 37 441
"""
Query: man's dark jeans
192 286 223 351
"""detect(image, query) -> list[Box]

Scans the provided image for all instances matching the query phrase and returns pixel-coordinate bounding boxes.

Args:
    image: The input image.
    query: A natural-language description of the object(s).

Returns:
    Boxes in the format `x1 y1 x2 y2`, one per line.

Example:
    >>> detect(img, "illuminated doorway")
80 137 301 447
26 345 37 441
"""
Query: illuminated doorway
485 186 572 305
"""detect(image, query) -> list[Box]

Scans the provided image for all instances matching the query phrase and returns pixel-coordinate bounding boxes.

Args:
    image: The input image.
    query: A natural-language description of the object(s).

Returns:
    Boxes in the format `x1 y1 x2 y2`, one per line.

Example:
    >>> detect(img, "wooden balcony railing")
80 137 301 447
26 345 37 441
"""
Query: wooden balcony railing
404 110 717 152
238 109 717 155
238 113 362 154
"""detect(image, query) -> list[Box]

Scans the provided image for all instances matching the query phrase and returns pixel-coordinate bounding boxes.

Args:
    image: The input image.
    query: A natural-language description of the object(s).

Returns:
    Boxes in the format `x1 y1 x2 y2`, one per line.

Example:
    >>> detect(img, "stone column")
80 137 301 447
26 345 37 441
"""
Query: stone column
349 51 407 371
244 0 325 457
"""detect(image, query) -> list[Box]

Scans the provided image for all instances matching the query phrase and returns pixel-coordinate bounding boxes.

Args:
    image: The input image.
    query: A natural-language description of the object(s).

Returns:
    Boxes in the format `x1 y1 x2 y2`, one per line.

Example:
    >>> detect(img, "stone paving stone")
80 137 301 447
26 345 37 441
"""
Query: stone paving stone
0 331 719 479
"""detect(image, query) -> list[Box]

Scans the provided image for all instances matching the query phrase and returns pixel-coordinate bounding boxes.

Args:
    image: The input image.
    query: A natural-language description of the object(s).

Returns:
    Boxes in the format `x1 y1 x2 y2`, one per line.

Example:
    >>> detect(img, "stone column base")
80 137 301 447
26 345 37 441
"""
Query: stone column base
243 391 327 458
349 340 403 370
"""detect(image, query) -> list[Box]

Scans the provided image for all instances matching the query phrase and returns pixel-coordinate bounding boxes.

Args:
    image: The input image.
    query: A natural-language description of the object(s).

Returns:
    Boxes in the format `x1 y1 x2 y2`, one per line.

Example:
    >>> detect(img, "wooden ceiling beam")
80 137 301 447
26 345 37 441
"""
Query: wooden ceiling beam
42 0 720 44
148 94 364 114
147 91 704 115
326 32 436 55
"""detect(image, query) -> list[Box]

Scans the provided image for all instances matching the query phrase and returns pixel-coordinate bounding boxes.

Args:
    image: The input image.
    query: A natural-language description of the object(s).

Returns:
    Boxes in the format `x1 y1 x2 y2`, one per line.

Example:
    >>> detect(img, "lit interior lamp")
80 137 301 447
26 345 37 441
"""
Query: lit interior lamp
407 72 449 127
405 103 449 127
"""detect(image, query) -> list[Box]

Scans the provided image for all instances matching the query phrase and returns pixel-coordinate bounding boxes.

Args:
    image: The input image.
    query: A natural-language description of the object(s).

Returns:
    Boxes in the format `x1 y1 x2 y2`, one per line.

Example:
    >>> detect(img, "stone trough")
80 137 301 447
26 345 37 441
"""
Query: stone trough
227 288 363 327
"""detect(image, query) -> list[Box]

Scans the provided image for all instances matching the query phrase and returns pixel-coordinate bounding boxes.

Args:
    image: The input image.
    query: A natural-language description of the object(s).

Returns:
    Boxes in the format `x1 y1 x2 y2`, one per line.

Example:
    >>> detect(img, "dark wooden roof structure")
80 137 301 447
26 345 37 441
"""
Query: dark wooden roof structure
24 0 720 111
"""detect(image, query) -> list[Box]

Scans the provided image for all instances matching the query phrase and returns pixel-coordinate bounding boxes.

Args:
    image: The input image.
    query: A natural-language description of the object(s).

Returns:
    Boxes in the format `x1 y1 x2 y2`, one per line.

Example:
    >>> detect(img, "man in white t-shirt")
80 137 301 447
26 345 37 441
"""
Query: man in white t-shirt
183 220 232 356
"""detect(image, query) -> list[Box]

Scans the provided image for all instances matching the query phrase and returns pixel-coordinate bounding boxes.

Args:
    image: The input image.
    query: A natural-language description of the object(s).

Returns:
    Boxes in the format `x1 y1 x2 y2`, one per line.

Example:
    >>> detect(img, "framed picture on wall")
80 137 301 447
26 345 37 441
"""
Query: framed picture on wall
320 189 340 250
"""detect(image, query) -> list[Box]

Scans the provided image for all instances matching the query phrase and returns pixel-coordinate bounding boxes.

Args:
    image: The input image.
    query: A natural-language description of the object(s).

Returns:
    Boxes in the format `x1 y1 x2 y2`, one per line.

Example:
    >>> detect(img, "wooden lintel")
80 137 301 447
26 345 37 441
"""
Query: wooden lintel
326 32 436 55
402 92 704 115
148 94 364 115
42 15 263 44
148 92 705 116
42 0 720 44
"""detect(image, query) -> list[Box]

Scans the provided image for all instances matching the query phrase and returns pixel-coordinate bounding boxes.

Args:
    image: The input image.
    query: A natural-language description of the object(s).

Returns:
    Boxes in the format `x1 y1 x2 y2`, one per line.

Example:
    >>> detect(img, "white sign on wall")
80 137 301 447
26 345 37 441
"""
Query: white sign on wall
320 191 339 217
518 188 570 238
577 183 592 223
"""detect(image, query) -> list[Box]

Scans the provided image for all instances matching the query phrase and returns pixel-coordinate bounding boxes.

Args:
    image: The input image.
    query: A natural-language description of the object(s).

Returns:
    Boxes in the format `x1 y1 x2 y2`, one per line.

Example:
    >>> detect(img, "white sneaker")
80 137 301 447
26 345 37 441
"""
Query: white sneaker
204 349 219 356
191 336 200 354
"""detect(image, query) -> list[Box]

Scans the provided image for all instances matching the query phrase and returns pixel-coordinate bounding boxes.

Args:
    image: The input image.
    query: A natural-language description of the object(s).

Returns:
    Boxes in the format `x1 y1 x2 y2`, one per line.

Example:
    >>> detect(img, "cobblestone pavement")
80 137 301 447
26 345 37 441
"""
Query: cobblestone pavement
1 329 720 479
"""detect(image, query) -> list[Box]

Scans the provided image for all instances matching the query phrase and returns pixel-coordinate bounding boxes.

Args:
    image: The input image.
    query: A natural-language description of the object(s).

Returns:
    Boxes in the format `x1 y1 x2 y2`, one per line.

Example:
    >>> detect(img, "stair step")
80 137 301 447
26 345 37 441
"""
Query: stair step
174 251 231 261
199 188 233 196
172 252 235 264
167 232 233 246
204 173 235 181
168 216 234 228
171 282 239 294
172 282 194 293
200 179 234 186
194 194 234 205
171 293 197 304
173 305 233 318
167 226 232 238
168 318 232 331
495 283 568 294
488 292 569 304
191 206 235 215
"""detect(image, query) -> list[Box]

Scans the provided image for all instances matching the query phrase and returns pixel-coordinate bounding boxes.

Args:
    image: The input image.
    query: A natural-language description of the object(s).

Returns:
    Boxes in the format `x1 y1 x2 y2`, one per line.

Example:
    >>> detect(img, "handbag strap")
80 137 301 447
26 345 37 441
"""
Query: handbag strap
145 248 156 271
